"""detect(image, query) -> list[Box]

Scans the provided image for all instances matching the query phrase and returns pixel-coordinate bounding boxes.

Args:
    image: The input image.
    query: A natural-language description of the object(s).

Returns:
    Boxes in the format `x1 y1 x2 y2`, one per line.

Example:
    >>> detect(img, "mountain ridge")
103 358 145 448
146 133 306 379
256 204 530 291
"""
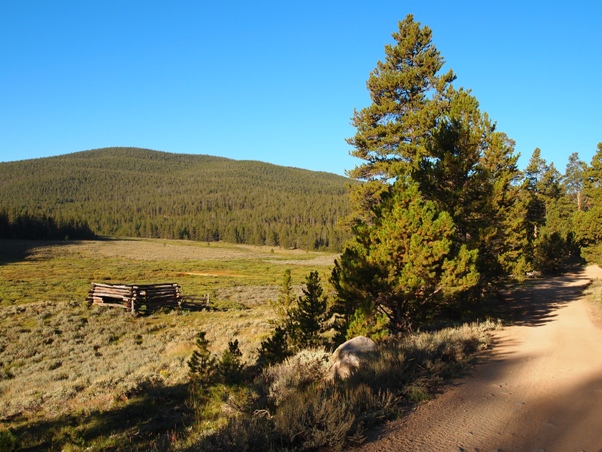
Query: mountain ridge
0 147 353 250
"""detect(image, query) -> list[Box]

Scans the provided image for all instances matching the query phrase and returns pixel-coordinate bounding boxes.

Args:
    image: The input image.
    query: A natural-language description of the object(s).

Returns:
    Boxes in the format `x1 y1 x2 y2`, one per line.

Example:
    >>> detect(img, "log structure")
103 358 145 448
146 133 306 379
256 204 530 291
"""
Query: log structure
87 282 181 314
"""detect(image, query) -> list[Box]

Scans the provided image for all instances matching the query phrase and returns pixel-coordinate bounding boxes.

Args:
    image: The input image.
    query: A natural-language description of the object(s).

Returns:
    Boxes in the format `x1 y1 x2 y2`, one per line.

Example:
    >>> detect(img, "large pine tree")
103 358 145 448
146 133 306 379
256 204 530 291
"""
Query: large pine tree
332 15 522 335
345 14 455 223
564 152 587 212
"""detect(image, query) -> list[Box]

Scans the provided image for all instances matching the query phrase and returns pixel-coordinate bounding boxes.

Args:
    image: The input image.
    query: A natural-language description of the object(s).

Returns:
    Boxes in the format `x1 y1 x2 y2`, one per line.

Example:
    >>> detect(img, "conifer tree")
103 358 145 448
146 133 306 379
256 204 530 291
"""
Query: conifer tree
416 88 523 281
524 148 551 241
582 143 602 204
345 14 455 224
497 188 531 279
521 149 575 271
187 331 218 388
564 152 587 211
575 143 602 264
257 325 292 367
478 131 527 280
290 271 328 348
332 14 519 335
333 182 478 332
258 270 297 367
218 339 244 385
270 268 295 324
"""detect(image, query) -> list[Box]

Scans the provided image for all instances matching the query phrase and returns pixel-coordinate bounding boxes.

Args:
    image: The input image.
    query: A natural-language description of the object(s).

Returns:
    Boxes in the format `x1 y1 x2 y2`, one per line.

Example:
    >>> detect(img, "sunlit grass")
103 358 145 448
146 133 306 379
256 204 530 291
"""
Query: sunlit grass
0 238 497 450
585 278 602 304
0 238 336 450
0 238 335 307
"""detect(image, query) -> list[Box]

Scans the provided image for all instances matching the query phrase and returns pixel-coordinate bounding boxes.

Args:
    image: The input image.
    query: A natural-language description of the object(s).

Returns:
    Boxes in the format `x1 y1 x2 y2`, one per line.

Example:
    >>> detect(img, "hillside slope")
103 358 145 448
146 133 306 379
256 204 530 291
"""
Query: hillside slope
0 147 353 250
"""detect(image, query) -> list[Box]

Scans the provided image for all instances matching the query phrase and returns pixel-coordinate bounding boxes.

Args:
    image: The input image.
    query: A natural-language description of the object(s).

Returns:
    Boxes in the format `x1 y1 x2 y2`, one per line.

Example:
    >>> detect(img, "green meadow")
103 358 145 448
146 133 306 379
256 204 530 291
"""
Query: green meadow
0 238 336 449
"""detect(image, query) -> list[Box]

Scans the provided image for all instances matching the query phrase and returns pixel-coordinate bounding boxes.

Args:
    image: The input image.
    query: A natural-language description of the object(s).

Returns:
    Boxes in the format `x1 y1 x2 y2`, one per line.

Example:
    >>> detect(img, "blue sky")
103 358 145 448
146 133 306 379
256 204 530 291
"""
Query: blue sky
1 1 600 176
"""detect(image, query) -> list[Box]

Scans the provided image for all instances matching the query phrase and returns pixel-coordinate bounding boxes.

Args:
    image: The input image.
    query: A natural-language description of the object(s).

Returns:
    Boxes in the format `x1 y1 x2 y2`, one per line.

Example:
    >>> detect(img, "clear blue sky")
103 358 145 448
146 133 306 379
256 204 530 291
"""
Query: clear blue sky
1 1 600 176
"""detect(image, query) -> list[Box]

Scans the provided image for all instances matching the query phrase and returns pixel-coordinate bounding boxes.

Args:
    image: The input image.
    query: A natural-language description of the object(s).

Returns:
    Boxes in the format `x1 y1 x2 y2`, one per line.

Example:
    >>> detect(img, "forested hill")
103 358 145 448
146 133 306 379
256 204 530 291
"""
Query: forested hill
0 147 353 250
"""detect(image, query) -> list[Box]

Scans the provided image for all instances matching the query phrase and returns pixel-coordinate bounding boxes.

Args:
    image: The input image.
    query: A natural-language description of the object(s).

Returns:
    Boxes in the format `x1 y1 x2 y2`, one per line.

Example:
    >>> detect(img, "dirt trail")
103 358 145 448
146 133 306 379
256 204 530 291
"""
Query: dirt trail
356 266 602 451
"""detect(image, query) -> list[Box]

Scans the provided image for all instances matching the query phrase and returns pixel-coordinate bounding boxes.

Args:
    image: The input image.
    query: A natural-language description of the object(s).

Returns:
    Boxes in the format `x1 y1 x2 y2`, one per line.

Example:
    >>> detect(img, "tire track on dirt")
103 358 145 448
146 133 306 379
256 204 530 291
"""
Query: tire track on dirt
355 267 602 451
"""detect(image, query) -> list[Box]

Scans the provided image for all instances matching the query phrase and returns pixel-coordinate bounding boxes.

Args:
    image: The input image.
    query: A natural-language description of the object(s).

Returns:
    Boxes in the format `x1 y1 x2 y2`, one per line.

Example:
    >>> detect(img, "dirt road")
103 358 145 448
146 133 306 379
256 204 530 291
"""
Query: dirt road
357 266 602 451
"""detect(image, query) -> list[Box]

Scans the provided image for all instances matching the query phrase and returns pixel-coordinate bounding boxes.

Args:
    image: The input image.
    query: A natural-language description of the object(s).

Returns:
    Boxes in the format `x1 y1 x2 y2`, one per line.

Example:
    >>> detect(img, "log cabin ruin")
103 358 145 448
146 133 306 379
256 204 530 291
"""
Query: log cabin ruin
87 282 182 314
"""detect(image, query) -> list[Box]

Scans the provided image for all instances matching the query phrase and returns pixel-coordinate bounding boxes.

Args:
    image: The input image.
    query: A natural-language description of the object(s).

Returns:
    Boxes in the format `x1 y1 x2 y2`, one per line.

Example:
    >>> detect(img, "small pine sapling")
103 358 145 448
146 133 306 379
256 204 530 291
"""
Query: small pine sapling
219 339 244 385
188 331 218 388
257 325 293 367
290 271 328 348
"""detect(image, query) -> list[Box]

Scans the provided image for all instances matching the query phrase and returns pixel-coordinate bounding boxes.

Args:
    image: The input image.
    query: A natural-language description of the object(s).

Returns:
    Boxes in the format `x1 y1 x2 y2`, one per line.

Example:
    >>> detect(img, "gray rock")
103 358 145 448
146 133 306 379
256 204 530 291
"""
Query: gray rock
330 336 377 380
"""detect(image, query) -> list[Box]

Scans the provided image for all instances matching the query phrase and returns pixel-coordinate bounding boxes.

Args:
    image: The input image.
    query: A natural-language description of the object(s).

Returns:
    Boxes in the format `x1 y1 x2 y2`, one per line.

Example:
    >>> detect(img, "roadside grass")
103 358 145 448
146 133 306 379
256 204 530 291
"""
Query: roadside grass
584 276 602 329
585 277 602 304
188 320 497 451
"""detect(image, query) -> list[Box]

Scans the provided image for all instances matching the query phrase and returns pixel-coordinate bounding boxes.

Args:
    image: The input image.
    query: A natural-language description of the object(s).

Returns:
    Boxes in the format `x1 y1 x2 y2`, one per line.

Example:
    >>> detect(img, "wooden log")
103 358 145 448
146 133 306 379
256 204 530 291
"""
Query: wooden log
91 302 129 309
88 282 183 313
90 289 133 296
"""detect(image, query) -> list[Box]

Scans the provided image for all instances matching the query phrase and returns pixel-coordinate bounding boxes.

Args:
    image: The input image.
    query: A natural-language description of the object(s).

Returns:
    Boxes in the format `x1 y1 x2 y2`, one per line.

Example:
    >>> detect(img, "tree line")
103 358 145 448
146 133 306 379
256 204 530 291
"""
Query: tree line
327 15 602 337
0 210 95 241
0 148 352 250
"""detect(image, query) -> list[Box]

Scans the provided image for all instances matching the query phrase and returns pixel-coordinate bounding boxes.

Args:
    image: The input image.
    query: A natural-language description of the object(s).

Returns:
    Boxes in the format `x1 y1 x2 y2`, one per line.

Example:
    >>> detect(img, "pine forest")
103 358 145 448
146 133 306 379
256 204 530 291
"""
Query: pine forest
0 147 353 250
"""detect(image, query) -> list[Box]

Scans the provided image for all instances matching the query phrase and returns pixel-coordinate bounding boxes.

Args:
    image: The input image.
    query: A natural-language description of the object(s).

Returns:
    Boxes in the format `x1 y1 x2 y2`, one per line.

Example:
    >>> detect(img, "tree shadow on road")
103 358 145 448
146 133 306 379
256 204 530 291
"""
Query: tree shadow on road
487 270 592 327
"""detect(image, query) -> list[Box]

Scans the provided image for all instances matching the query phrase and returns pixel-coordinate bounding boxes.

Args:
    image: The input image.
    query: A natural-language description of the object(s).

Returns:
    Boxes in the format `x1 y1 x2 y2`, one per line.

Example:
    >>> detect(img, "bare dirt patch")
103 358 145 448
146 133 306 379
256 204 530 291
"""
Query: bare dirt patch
59 238 268 261
266 256 337 267
180 271 247 277
355 266 602 451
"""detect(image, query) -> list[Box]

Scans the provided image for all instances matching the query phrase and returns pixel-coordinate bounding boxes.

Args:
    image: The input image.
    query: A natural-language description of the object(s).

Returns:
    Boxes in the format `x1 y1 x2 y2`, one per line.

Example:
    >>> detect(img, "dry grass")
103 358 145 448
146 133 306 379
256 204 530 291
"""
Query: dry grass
192 320 497 451
0 239 497 450
0 238 335 450
584 278 602 329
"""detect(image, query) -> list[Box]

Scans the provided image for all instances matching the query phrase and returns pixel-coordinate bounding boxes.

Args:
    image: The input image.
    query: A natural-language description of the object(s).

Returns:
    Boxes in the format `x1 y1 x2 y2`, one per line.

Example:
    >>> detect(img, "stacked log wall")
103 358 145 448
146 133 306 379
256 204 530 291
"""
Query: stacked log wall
87 282 181 313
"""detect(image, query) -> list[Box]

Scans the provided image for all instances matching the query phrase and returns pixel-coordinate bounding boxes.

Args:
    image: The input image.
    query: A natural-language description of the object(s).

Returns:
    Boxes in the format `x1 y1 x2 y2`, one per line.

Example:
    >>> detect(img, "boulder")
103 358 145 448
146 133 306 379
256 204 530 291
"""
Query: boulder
330 335 377 380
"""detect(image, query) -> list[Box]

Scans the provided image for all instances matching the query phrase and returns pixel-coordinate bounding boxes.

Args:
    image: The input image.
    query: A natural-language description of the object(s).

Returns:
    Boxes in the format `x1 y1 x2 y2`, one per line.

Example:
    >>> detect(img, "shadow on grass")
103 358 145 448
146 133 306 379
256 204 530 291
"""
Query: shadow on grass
0 239 49 266
0 238 112 267
10 382 193 451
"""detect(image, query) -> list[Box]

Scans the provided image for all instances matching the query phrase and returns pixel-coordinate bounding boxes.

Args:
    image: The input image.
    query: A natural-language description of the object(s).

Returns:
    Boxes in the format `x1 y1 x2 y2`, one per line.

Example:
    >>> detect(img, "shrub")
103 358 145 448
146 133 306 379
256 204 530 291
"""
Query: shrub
193 414 275 452
184 320 494 450
262 348 330 407
347 320 494 395
340 382 395 427
274 384 355 451
271 381 395 450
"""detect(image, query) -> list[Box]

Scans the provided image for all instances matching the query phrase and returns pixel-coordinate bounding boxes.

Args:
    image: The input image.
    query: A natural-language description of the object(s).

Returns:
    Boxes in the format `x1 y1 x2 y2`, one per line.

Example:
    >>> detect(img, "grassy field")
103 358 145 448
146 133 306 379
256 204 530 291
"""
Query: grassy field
0 239 498 450
0 238 337 450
